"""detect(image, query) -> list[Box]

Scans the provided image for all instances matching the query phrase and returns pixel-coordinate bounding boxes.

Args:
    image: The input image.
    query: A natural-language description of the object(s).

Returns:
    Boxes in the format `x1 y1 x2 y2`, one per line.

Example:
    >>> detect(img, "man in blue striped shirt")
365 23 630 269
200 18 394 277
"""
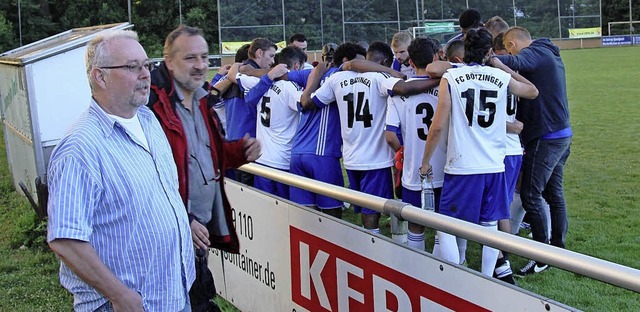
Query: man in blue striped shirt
47 29 195 311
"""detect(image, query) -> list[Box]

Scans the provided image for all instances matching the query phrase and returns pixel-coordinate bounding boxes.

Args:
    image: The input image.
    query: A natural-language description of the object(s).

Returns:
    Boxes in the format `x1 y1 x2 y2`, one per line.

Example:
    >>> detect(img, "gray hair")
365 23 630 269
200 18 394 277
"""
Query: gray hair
85 29 139 91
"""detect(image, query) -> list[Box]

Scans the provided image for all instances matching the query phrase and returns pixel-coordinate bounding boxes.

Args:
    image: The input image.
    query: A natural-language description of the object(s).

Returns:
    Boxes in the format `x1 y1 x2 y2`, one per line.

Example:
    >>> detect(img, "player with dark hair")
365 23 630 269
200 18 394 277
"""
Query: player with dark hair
420 28 538 277
308 41 439 234
288 43 368 218
289 33 308 50
223 38 278 186
235 46 307 199
321 42 338 63
288 33 313 69
445 39 465 63
385 37 445 250
448 8 483 43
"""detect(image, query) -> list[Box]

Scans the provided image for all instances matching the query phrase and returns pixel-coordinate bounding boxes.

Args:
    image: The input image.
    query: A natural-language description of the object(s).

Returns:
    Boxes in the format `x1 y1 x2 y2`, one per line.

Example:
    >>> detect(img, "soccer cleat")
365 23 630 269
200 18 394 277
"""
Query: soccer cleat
516 260 549 276
494 260 517 285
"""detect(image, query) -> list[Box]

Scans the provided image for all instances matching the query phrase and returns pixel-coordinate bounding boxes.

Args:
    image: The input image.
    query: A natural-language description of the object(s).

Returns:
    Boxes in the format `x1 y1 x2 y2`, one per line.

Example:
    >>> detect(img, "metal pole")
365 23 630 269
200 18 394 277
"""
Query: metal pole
600 0 603 35
18 0 23 46
513 0 517 27
217 0 222 57
572 0 576 28
415 0 420 27
396 0 401 31
320 0 325 46
557 0 562 39
239 162 640 293
281 0 286 44
630 0 634 34
179 0 183 25
341 0 346 43
128 0 132 24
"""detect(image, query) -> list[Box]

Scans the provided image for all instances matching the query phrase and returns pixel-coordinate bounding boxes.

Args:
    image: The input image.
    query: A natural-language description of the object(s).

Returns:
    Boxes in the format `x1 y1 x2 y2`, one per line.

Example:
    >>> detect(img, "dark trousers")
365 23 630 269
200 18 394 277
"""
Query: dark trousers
520 136 571 249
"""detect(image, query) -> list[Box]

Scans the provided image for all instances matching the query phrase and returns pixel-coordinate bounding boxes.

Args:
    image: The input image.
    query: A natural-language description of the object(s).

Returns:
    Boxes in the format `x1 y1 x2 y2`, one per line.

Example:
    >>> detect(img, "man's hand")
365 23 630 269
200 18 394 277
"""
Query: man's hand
267 64 288 80
111 288 144 312
490 56 508 71
217 64 231 76
190 219 210 250
507 120 524 134
242 133 261 162
419 164 433 178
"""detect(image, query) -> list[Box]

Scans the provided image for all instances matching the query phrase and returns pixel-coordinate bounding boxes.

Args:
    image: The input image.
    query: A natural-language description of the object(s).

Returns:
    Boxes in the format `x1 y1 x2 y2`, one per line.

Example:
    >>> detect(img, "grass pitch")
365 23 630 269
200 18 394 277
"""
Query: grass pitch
0 46 638 311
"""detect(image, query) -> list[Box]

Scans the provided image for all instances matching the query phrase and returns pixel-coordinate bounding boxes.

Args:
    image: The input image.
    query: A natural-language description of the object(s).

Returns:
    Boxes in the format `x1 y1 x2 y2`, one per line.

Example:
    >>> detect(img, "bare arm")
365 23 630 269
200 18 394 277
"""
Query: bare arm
300 62 330 110
491 57 539 99
420 78 451 175
239 64 270 78
342 59 406 79
213 77 233 94
391 78 441 96
425 61 453 78
385 131 402 151
226 63 242 84
49 239 143 311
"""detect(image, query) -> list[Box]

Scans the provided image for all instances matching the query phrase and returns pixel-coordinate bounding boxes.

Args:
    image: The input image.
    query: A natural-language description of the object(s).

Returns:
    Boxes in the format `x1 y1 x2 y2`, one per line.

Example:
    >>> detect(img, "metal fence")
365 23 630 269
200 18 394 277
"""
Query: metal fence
217 0 604 52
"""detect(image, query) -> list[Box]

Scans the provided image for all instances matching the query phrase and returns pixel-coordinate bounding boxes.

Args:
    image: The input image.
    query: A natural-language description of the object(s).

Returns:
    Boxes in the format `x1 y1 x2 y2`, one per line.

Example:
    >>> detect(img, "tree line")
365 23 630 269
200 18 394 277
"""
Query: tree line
0 0 638 56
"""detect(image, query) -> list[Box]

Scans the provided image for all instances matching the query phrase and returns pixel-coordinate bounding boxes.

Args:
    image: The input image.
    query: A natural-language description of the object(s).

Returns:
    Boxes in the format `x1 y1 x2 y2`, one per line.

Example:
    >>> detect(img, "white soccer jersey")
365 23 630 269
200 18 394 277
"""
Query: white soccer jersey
237 74 301 170
386 77 447 190
443 64 511 175
312 71 400 170
505 92 523 156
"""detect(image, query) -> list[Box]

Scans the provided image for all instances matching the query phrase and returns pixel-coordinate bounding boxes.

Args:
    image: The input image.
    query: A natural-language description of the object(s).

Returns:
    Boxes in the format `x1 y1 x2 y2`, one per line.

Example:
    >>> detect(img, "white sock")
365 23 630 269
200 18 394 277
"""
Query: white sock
481 223 500 276
368 228 381 235
437 231 459 264
432 234 441 257
457 237 468 264
407 230 425 250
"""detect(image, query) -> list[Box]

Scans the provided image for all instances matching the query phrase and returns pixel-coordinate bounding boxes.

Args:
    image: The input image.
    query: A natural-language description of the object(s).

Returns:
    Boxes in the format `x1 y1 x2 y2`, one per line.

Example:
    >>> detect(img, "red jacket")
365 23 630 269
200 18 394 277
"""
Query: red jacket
148 64 246 253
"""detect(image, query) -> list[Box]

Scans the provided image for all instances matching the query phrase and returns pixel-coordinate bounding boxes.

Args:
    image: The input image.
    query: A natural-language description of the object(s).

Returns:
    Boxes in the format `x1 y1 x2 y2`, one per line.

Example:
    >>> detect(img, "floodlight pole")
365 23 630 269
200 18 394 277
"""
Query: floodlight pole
320 0 325 46
179 0 183 25
18 0 23 46
512 0 517 27
630 0 633 34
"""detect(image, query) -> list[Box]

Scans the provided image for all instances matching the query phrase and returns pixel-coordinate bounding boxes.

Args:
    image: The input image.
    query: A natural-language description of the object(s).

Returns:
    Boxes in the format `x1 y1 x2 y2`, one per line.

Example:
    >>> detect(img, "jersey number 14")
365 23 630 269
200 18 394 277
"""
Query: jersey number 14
344 92 373 128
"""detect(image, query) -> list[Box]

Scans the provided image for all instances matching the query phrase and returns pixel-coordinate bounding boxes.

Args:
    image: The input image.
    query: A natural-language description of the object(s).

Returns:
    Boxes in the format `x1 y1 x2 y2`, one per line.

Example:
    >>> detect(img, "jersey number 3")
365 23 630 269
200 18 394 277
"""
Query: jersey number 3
344 92 373 128
416 102 435 141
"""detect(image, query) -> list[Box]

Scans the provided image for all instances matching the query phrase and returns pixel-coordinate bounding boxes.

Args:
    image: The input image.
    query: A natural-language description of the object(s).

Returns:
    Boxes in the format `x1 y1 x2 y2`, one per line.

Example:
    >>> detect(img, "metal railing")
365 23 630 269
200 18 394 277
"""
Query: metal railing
239 162 640 293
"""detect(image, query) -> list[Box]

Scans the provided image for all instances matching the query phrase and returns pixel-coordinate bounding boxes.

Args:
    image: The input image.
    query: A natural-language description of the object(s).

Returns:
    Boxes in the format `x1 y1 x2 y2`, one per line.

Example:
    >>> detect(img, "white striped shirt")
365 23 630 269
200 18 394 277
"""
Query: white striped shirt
47 100 195 312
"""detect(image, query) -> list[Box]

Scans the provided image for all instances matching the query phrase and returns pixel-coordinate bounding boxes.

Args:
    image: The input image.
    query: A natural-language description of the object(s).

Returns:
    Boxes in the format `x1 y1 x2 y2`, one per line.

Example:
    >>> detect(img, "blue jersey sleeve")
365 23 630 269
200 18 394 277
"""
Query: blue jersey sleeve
245 75 273 107
287 69 312 88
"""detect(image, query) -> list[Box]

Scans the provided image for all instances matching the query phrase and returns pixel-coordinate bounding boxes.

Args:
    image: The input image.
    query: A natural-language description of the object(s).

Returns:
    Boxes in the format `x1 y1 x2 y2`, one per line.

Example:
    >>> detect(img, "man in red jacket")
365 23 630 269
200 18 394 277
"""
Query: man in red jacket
148 25 260 311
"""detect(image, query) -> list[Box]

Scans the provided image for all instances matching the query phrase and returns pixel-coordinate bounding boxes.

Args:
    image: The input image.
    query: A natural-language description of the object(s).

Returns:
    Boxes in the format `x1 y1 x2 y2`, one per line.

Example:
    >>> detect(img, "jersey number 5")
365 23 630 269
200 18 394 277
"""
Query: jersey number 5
461 88 497 128
344 92 373 128
260 96 271 127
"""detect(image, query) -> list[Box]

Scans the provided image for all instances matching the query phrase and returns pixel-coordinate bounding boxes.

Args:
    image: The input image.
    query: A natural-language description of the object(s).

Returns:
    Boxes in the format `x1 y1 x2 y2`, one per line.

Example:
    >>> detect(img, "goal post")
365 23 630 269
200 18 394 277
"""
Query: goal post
608 21 640 35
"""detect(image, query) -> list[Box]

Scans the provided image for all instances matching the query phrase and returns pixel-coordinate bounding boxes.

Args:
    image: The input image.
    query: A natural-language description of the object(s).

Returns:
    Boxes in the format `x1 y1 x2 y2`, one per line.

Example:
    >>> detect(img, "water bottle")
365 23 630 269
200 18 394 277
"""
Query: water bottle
421 175 435 212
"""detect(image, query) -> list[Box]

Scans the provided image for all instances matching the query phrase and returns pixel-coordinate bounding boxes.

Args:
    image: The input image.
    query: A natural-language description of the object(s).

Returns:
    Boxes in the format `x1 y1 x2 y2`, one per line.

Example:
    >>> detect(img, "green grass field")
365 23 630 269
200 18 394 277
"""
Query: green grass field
1 46 639 311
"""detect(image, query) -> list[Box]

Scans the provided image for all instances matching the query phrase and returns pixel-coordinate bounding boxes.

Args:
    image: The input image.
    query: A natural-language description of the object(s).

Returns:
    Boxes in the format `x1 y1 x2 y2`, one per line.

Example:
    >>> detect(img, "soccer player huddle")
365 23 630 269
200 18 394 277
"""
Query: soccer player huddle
213 8 572 286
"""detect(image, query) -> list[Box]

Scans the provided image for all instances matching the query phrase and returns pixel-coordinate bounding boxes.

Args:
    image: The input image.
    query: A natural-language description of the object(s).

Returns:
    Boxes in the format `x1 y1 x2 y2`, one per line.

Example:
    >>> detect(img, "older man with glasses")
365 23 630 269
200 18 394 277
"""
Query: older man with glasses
47 29 195 311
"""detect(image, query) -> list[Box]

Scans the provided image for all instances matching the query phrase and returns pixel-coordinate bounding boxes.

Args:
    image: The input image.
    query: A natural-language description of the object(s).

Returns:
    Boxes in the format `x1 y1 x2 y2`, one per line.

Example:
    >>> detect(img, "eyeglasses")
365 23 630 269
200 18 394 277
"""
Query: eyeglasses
99 62 154 74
